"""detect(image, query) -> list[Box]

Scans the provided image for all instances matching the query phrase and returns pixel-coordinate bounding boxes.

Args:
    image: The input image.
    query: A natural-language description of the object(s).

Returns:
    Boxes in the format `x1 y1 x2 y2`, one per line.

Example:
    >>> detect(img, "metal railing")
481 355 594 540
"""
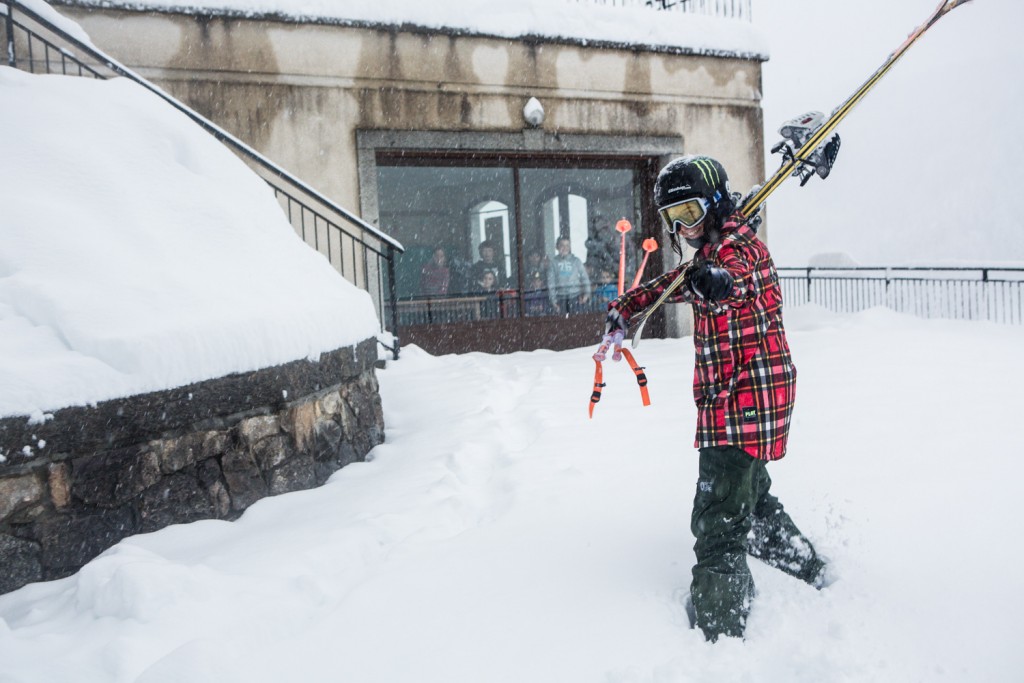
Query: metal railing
778 267 1024 325
2 0 404 358
578 0 752 21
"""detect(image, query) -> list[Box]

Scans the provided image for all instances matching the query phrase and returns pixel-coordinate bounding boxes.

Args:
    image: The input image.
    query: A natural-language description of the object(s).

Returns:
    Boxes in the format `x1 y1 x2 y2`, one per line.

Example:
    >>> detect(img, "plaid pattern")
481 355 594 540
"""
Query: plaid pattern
610 217 796 460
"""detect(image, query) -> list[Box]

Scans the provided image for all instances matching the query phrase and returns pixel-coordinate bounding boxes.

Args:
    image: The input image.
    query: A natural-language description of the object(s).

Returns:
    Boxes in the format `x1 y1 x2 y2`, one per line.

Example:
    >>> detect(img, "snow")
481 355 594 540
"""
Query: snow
60 0 768 58
756 0 1024 267
0 66 380 419
15 0 94 44
2 1 1023 678
1 309 1023 681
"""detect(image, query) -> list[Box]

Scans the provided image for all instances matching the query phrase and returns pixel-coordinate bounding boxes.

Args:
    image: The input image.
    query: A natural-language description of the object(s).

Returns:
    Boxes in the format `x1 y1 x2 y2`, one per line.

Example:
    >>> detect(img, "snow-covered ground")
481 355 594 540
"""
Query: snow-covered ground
1 308 1022 682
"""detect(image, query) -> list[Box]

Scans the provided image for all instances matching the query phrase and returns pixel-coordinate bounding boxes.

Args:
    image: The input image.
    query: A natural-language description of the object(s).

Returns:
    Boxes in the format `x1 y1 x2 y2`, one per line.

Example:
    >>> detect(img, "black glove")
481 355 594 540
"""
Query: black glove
604 308 628 336
689 260 733 302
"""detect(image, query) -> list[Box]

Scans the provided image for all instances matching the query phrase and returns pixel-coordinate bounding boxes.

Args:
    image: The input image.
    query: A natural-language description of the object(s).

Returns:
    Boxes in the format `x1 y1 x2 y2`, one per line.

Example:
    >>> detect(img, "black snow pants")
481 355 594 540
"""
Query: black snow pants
690 445 826 641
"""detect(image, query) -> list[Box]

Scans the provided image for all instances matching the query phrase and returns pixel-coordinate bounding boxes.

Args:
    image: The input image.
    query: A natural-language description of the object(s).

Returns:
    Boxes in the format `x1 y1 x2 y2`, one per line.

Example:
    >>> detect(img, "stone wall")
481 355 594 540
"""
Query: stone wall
0 337 384 595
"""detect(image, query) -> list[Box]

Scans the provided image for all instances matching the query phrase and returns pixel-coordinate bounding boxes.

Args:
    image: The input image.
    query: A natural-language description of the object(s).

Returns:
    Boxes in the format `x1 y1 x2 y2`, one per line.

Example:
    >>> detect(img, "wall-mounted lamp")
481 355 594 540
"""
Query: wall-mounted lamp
523 97 545 127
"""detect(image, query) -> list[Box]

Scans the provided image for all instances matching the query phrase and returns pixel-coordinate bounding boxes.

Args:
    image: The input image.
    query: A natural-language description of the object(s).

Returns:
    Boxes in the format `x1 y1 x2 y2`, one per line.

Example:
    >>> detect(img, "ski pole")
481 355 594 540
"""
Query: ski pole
615 218 632 296
630 238 659 291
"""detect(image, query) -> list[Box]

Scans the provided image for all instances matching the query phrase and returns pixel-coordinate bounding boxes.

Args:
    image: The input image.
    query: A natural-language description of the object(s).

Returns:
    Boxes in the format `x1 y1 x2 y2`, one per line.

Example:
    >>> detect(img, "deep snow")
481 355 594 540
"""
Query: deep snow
1 309 1023 681
0 67 379 420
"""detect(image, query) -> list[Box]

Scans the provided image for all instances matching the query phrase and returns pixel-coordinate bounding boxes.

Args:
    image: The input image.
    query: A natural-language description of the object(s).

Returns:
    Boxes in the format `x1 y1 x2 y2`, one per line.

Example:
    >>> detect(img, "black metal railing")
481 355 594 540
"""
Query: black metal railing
2 0 404 358
778 267 1024 325
578 0 752 21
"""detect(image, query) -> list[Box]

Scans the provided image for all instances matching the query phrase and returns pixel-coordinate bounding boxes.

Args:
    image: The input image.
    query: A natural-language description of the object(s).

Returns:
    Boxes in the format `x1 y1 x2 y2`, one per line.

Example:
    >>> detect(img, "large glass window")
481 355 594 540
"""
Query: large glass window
377 156 643 325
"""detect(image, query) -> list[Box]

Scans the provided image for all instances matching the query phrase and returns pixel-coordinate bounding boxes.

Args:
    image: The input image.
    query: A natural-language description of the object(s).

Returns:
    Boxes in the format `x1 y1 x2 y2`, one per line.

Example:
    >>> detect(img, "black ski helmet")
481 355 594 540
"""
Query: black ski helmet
654 155 732 212
654 155 735 248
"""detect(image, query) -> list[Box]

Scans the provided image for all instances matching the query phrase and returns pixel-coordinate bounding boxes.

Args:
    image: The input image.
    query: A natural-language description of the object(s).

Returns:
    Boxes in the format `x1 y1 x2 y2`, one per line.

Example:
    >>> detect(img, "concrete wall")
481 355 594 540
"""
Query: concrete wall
59 5 766 337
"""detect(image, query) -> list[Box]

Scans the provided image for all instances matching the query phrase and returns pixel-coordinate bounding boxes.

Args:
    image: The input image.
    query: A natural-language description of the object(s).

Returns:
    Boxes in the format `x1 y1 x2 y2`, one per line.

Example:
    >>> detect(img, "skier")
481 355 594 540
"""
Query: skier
604 155 830 642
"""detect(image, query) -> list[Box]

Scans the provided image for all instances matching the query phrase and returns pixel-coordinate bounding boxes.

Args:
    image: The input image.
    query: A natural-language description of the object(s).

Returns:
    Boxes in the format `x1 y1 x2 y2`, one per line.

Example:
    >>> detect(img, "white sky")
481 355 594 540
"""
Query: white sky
756 0 1023 266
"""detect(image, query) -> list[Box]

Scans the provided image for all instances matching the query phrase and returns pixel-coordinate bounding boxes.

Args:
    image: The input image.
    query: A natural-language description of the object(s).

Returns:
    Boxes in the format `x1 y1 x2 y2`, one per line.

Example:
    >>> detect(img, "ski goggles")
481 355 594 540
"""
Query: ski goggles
659 197 709 234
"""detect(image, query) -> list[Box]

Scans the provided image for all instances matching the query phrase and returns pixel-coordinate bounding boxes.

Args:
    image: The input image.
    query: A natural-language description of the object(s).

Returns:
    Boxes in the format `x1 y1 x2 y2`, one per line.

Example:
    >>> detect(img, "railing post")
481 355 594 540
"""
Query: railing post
386 245 400 360
5 0 16 68
805 267 812 305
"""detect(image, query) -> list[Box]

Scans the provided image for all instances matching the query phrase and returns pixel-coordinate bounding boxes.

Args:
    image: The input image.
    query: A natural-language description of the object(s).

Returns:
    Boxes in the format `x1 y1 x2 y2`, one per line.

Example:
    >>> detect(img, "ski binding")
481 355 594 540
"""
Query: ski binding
771 111 842 186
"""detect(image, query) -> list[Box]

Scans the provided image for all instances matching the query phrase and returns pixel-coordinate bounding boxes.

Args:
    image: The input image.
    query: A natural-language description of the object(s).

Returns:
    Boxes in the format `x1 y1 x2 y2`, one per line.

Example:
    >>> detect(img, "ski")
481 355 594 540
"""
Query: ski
629 0 974 349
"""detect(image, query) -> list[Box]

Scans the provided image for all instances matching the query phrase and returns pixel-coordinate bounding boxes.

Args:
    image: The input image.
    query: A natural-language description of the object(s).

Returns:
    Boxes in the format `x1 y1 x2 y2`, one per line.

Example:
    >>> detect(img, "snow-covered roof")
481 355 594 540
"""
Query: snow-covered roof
52 0 770 60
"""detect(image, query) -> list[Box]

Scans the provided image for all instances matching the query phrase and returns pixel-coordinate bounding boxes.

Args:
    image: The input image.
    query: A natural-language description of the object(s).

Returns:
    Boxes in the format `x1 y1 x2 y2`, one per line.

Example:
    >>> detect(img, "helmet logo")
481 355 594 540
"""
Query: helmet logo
693 157 721 187
668 184 692 193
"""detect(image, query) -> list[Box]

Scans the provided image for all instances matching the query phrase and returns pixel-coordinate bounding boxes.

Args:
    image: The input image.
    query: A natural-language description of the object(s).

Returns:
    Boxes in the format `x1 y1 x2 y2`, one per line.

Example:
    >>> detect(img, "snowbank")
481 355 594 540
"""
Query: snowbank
0 67 379 419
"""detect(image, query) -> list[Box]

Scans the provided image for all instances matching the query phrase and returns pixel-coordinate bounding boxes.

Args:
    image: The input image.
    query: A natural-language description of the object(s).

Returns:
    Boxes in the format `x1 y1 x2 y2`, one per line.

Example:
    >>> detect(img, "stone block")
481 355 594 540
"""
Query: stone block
236 415 281 446
0 534 42 594
34 505 138 574
312 419 345 462
71 447 161 508
47 463 71 509
0 473 44 523
221 450 267 511
252 435 293 473
283 399 318 452
318 390 343 418
152 430 228 474
139 473 215 533
268 455 317 496
207 481 231 518
196 458 222 487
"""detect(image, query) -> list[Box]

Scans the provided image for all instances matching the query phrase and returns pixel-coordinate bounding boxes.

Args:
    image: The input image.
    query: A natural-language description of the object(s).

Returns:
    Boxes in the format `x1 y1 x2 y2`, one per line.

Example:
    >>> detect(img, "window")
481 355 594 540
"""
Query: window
376 154 645 325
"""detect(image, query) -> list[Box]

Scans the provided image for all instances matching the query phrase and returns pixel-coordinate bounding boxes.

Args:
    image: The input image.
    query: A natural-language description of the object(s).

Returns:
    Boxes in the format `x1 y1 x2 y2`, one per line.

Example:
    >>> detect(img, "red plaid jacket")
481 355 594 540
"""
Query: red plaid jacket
610 217 796 460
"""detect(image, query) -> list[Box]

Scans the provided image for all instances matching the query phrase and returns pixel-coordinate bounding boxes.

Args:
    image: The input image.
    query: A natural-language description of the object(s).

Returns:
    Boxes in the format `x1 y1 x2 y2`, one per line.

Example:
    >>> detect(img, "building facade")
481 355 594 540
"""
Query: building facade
55 1 767 353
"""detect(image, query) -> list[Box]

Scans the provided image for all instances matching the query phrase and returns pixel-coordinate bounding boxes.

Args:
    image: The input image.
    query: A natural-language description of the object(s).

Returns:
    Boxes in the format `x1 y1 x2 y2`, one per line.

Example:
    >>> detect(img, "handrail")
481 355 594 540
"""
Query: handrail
776 266 1024 324
580 0 752 21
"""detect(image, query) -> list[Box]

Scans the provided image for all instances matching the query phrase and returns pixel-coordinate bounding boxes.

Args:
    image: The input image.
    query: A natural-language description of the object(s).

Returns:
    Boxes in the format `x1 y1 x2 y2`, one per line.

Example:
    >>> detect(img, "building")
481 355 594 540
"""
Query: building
51 0 768 353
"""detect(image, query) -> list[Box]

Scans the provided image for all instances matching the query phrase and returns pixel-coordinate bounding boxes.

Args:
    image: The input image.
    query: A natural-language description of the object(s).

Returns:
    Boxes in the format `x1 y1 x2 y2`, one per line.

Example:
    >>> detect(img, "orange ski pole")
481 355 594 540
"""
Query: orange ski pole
615 218 632 295
630 238 659 291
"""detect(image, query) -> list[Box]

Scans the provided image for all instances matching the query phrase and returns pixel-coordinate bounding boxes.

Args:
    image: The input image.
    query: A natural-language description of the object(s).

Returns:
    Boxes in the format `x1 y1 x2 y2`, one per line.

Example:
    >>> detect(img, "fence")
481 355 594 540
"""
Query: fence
577 0 752 21
2 0 404 357
778 267 1024 325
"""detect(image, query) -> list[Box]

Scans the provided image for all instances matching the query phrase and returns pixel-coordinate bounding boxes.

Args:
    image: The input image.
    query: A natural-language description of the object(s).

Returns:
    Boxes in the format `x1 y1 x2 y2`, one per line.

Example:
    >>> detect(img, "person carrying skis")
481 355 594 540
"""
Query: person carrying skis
604 155 830 642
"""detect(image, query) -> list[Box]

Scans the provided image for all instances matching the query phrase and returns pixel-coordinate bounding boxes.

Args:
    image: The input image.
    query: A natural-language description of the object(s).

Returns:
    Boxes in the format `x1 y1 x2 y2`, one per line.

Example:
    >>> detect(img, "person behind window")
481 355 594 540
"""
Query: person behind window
547 236 591 315
475 269 498 293
475 270 501 319
592 268 618 309
469 240 506 289
523 272 549 317
419 246 450 296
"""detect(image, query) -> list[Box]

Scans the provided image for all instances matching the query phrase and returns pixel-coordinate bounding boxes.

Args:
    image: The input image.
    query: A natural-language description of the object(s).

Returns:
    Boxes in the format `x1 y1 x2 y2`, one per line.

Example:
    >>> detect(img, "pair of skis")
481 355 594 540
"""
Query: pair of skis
626 0 975 349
